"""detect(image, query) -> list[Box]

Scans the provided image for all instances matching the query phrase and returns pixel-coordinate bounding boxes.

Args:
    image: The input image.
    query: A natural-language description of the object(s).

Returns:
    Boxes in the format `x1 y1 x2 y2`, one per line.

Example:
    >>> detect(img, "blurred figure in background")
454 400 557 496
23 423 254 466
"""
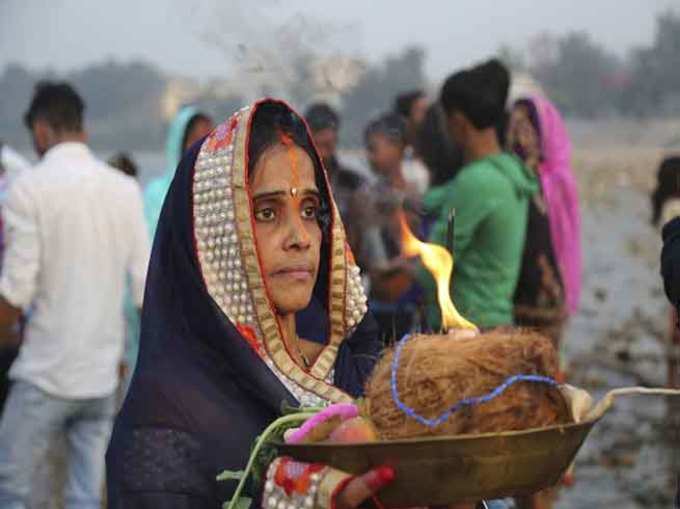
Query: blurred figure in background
395 90 428 148
394 90 430 194
108 152 143 391
416 103 464 188
0 82 149 509
0 142 29 413
652 157 680 387
361 112 422 342
660 216 680 502
0 142 30 191
421 59 537 330
507 96 582 354
144 106 213 239
108 152 138 179
305 103 365 254
0 141 30 254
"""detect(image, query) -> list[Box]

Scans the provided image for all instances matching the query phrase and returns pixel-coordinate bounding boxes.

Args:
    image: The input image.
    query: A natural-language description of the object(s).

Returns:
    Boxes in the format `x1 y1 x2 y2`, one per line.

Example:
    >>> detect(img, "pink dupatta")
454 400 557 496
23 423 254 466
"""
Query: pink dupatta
531 95 582 314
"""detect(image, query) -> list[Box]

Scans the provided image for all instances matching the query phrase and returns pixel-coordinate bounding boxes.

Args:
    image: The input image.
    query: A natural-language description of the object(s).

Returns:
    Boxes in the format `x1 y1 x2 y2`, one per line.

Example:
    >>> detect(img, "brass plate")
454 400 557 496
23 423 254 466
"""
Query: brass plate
277 419 598 506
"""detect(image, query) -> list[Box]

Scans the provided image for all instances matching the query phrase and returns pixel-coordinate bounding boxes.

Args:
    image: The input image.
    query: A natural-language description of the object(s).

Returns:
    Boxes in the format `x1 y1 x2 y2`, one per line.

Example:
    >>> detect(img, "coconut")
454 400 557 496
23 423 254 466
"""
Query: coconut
364 330 571 440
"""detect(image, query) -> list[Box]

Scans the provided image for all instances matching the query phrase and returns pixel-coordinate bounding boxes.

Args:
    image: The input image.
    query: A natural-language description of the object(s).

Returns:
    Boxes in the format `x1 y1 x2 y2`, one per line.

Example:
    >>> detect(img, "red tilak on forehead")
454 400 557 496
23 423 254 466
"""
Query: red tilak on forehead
278 130 301 199
276 129 310 242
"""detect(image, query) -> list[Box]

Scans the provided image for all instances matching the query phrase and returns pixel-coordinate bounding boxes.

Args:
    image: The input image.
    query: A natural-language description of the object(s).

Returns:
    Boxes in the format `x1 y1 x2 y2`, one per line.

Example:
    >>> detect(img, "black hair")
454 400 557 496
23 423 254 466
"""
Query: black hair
651 156 680 226
440 59 510 130
24 81 85 132
181 113 212 155
248 102 319 175
108 152 139 179
394 90 425 119
363 112 407 147
417 104 464 186
247 101 331 232
304 103 340 132
661 217 680 313
513 99 541 137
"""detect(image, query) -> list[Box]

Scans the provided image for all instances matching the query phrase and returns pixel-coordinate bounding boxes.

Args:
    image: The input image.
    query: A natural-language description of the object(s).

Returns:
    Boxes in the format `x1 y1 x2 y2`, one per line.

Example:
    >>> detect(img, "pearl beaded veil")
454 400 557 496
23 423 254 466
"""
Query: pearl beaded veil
192 99 368 407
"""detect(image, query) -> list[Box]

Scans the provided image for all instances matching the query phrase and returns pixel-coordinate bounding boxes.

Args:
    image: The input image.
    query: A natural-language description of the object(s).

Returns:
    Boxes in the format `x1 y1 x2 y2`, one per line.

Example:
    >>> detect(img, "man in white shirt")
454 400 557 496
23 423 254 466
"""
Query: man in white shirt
0 82 149 509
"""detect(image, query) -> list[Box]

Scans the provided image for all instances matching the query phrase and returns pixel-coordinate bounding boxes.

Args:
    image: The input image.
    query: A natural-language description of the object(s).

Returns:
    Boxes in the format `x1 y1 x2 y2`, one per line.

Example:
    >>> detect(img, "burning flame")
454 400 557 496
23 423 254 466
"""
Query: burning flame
398 211 477 331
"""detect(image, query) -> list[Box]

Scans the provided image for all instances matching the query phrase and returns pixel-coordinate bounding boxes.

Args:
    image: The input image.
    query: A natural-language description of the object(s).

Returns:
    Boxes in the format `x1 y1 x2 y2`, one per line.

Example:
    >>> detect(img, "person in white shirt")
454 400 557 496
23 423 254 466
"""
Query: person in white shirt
0 142 30 191
0 142 30 411
0 82 149 509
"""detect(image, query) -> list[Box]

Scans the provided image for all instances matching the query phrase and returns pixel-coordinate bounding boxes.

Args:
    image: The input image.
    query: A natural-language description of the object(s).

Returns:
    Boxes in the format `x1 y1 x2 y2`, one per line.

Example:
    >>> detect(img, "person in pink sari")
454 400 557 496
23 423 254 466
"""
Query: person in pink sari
532 96 581 315
506 92 581 509
508 95 581 327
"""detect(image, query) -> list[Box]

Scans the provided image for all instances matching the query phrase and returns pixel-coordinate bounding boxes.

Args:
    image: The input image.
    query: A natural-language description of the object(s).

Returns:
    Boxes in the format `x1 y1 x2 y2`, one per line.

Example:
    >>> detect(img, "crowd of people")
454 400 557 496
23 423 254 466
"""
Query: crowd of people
0 56 676 509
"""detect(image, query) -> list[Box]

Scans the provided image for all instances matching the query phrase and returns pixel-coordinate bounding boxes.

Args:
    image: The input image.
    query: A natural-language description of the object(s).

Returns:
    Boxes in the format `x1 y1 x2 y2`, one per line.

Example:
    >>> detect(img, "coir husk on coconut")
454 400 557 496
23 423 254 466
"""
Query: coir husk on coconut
363 331 571 440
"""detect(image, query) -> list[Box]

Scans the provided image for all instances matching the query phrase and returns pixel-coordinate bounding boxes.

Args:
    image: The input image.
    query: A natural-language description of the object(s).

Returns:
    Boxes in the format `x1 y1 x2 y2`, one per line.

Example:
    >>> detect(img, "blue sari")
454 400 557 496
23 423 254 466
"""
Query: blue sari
121 107 202 380
143 106 200 239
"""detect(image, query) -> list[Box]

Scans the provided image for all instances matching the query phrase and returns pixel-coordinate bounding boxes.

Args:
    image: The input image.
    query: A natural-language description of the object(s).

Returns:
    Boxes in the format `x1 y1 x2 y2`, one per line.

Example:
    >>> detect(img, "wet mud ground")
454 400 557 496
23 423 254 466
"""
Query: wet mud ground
554 146 679 508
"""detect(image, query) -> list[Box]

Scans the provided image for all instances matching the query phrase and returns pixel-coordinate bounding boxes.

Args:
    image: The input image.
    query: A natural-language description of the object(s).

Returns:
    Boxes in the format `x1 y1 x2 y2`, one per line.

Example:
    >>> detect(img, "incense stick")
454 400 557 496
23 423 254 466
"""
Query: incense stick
447 208 456 253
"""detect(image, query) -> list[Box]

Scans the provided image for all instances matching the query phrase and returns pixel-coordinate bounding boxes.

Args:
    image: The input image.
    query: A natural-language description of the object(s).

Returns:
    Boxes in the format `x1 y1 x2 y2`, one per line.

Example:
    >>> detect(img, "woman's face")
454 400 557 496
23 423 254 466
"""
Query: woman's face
507 104 541 170
250 143 322 316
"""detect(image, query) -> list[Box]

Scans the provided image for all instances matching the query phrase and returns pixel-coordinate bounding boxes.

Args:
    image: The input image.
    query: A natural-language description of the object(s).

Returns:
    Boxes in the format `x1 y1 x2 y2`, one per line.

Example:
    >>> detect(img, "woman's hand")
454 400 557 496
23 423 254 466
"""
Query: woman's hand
267 404 394 509
263 458 394 509
334 466 395 509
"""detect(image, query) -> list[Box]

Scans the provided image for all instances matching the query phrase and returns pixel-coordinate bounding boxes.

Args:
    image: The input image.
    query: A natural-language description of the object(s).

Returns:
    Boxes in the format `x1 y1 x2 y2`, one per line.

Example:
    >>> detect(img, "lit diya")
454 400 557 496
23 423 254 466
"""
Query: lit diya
363 212 569 439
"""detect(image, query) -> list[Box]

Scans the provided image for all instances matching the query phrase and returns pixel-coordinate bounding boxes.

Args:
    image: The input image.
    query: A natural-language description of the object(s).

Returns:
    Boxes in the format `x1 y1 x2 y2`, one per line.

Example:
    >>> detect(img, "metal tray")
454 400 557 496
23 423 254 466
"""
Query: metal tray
277 419 596 506
277 386 680 506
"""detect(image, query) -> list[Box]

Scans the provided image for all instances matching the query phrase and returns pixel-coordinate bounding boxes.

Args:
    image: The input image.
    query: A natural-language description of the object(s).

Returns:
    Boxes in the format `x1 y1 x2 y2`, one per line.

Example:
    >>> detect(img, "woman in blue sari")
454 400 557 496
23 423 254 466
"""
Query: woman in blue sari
117 107 212 385
106 100 387 508
144 106 213 238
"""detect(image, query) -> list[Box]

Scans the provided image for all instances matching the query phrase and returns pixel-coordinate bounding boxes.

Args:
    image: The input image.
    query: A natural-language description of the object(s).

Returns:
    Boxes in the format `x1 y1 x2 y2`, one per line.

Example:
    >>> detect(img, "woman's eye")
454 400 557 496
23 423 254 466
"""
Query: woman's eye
255 208 276 222
302 205 318 220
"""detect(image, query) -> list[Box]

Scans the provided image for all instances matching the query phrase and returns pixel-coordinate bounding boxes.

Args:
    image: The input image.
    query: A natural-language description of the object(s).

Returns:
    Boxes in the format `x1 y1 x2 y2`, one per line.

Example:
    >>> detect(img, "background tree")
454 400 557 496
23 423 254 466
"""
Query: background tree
530 31 623 117
623 10 680 116
339 46 426 146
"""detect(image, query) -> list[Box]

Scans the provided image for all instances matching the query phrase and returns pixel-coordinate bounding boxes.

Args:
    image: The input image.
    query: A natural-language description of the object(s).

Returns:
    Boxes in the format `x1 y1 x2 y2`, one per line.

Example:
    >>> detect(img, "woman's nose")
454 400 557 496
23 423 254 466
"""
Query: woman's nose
283 210 311 250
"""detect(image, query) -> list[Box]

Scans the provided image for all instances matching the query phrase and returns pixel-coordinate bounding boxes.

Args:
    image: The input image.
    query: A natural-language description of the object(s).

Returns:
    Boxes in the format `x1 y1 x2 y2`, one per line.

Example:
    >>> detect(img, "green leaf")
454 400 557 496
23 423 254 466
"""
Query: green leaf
223 496 252 509
280 401 325 415
217 470 245 482
222 411 317 509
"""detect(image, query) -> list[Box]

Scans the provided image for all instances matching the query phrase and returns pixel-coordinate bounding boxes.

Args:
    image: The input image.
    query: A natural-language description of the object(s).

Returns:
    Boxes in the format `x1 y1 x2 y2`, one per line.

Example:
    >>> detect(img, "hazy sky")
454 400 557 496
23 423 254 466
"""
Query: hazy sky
1 0 677 82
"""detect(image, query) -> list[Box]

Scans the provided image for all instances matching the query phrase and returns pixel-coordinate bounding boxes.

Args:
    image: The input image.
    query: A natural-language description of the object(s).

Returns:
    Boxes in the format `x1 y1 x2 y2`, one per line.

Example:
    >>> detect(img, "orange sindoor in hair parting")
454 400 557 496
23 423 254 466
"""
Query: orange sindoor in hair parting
279 131 310 245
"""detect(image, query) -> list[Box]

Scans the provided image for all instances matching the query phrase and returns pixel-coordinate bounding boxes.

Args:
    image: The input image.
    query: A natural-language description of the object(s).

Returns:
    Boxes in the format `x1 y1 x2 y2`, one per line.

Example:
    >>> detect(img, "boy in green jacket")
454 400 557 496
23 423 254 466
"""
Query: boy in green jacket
421 59 538 329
